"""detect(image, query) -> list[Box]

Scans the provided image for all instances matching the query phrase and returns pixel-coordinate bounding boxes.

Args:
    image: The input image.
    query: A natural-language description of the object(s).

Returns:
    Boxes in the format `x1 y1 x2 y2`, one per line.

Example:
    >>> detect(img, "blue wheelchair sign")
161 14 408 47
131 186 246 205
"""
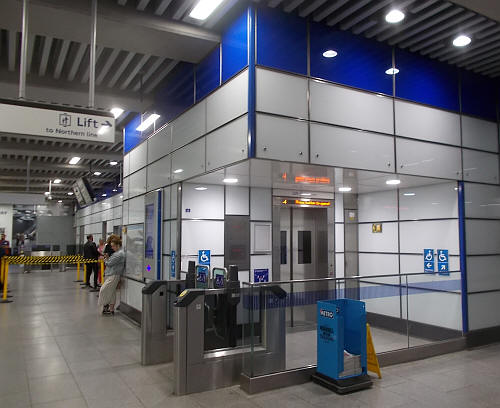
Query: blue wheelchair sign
437 249 449 275
198 250 210 266
424 249 434 273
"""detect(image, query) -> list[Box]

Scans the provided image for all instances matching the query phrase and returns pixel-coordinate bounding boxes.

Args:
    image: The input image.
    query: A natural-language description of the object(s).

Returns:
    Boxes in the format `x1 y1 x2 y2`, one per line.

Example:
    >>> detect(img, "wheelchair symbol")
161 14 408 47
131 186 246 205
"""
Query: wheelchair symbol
425 250 433 261
200 251 209 263
438 252 447 262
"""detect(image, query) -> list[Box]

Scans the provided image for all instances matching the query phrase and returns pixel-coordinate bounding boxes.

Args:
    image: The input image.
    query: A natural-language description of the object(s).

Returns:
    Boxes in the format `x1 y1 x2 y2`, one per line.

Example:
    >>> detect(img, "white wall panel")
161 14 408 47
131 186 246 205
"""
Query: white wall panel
113 206 122 220
400 219 459 254
335 224 344 253
226 186 249 215
310 80 394 134
182 183 224 219
163 186 171 220
250 255 273 282
171 138 205 182
463 149 499 184
122 200 129 225
122 177 129 200
468 292 500 330
335 193 344 223
147 155 171 191
124 278 145 311
123 153 130 177
399 182 458 220
206 115 247 171
364 296 401 318
311 123 394 172
358 190 397 222
256 68 308 119
129 142 148 174
396 138 462 179
335 253 344 278
181 220 224 255
207 69 248 132
128 168 147 198
250 188 271 221
358 222 398 253
172 101 206 150
256 114 308 163
171 184 178 219
462 115 498 153
467 256 500 292
359 253 398 276
251 222 271 253
162 221 171 256
465 183 500 219
466 220 500 255
394 100 461 146
409 292 462 330
147 125 172 164
128 195 145 224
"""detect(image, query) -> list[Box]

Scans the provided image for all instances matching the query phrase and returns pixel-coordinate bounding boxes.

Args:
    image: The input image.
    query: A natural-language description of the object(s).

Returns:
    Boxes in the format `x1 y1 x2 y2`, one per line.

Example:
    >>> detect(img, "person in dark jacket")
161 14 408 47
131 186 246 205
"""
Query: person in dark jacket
83 234 99 288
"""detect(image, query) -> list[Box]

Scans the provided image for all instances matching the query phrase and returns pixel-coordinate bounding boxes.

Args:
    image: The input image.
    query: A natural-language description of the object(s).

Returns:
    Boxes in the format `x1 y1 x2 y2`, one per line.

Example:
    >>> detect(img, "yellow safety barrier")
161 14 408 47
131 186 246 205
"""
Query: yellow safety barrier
100 260 105 284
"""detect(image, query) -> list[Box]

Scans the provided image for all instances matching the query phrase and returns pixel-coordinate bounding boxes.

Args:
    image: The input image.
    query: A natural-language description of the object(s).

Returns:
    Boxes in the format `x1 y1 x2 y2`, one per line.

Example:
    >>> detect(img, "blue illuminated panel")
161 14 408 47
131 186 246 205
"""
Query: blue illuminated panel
124 114 143 153
196 46 220 101
310 22 392 95
395 48 459 112
155 62 195 127
461 69 498 121
222 9 248 83
257 7 307 75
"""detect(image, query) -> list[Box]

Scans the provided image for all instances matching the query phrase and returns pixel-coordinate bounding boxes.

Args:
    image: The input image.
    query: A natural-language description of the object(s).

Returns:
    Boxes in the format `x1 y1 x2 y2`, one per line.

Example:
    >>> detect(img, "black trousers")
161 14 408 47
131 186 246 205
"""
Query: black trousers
85 262 99 287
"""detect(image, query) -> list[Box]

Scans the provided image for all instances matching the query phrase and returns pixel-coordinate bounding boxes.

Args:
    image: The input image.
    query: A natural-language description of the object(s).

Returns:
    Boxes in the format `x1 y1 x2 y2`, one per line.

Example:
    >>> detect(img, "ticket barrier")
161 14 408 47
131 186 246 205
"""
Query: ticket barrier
174 265 287 395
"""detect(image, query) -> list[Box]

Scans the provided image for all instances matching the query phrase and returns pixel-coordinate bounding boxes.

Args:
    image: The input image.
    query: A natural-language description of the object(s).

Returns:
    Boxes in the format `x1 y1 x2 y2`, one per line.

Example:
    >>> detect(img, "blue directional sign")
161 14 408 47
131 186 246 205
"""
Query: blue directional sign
424 249 434 273
437 249 449 276
198 250 210 266
170 250 176 278
254 269 269 283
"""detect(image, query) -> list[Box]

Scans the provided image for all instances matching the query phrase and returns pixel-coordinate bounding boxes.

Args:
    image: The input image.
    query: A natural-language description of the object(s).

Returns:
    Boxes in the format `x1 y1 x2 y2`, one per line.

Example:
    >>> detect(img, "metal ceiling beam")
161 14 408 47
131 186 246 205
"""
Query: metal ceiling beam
299 0 328 18
313 0 350 22
461 46 500 68
173 0 196 20
284 0 305 13
38 36 53 76
0 158 120 173
352 19 377 35
120 54 150 90
2 0 220 63
81 45 104 83
154 0 173 16
144 59 178 93
433 32 500 61
67 43 88 81
136 0 151 11
53 39 70 79
327 0 373 27
340 0 395 31
107 52 136 88
446 34 500 63
96 48 120 86
409 0 438 14
268 0 284 8
0 172 115 182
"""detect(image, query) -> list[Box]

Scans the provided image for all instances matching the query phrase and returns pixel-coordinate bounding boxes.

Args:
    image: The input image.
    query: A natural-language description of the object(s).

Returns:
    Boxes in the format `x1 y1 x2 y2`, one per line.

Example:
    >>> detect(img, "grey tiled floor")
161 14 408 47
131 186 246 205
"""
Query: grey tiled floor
1 269 500 407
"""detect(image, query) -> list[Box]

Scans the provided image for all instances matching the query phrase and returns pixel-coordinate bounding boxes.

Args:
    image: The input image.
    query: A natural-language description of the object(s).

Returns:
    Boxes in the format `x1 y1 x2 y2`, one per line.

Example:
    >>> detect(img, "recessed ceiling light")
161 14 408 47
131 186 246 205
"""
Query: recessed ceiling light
385 9 405 23
93 171 102 176
189 0 224 20
339 187 352 192
112 188 118 192
44 191 50 195
110 107 124 119
385 68 399 75
53 178 61 184
223 178 238 184
301 193 312 196
102 193 107 197
109 161 118 166
173 169 184 174
323 50 338 58
57 200 62 203
67 192 74 196
302 198 311 201
403 192 415 196
453 35 471 47
69 156 81 165
136 113 160 132
195 186 208 191
386 179 401 185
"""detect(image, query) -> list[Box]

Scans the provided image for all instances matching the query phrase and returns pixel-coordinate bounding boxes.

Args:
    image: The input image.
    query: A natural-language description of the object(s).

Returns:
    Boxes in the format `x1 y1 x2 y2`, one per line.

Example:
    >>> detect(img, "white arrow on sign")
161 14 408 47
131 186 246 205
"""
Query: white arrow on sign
426 262 433 268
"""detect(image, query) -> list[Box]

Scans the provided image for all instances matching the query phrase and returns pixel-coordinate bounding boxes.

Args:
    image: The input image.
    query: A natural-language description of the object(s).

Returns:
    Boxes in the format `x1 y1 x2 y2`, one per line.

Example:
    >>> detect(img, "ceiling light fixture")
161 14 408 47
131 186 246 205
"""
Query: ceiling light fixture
300 193 312 196
195 186 208 191
58 200 62 203
93 171 102 176
323 50 338 58
339 187 352 192
136 114 160 132
386 179 401 185
189 0 224 20
223 178 238 184
110 107 124 119
44 191 50 196
109 161 118 166
112 188 118 192
385 68 399 75
102 193 107 197
69 157 81 165
453 35 471 47
403 192 415 196
67 192 74 196
385 9 405 23
53 179 61 184
173 169 184 174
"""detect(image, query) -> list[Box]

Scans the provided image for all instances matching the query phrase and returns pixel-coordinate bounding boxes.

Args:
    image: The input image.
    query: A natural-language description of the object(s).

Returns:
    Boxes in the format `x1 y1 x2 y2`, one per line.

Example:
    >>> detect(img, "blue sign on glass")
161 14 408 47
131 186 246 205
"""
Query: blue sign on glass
437 249 449 275
198 250 210 266
254 269 269 283
170 250 176 278
424 249 434 273
196 265 208 289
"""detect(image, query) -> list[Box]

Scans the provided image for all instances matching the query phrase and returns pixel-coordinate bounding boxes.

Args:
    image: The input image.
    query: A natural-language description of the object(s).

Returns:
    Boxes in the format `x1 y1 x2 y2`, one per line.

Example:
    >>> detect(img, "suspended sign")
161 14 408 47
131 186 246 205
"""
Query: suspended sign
0 102 115 143
280 198 332 208
295 176 331 184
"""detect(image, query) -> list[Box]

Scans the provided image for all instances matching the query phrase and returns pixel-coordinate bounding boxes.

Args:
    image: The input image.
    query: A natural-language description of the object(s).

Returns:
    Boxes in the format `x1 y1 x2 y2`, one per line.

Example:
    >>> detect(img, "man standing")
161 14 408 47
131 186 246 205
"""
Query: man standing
83 234 99 288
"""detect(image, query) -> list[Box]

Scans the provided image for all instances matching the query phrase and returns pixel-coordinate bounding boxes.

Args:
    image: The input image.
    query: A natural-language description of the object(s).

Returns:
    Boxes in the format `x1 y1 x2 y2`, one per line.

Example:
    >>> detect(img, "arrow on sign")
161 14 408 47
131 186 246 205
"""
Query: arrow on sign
426 262 433 268
101 120 112 127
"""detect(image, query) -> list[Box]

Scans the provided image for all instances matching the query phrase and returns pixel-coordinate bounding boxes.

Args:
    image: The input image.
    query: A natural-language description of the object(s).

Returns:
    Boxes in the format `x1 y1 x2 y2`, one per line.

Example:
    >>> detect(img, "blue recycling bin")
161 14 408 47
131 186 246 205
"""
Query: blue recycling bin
312 298 372 394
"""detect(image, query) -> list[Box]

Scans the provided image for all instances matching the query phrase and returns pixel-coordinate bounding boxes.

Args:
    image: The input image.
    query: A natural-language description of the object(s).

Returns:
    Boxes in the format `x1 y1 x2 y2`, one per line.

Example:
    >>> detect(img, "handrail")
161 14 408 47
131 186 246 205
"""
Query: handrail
242 270 461 287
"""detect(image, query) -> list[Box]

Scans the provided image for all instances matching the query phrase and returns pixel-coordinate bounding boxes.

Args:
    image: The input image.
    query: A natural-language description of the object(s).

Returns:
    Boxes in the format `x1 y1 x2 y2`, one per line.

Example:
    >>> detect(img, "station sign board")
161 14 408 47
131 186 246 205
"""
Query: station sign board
0 102 115 143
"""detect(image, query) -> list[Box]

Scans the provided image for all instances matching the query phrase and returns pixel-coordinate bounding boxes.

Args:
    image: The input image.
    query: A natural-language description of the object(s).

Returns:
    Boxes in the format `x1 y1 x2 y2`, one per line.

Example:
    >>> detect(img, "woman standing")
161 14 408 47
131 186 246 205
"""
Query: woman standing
98 236 124 315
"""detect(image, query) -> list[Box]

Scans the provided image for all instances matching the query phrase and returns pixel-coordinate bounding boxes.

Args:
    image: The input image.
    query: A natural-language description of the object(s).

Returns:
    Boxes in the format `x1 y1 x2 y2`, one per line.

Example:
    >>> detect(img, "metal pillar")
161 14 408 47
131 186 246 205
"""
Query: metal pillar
19 0 29 99
89 0 97 108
